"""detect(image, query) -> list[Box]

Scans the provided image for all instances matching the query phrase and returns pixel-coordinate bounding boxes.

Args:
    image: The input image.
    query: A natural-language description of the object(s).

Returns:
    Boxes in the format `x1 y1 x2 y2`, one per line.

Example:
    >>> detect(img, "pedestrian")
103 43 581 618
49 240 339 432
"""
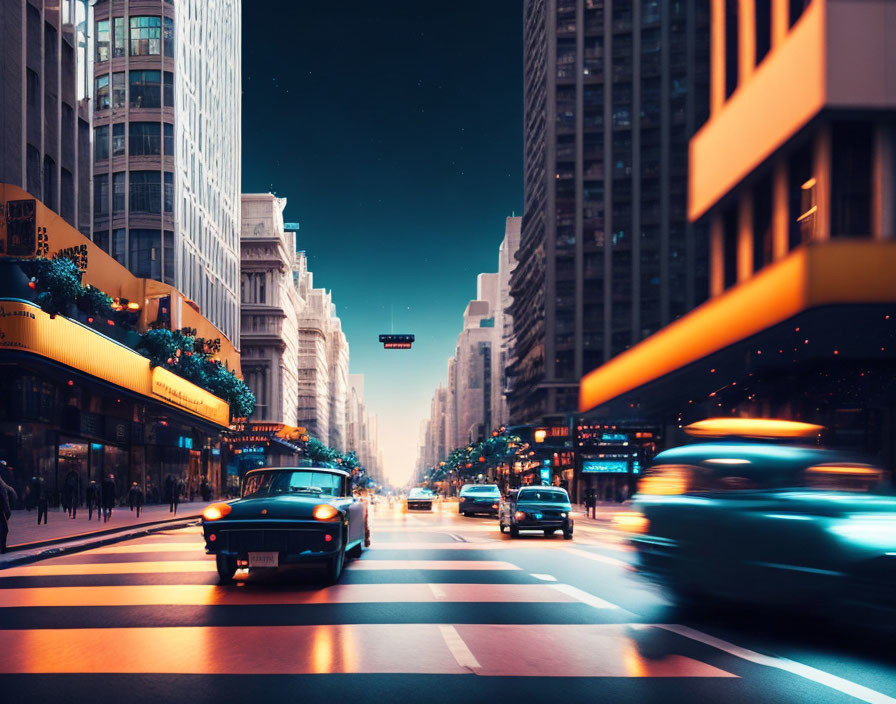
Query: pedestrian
0 475 17 554
63 465 81 519
101 473 116 523
584 487 597 519
200 476 211 502
86 480 100 521
33 476 48 525
170 477 183 515
164 474 175 513
128 482 144 518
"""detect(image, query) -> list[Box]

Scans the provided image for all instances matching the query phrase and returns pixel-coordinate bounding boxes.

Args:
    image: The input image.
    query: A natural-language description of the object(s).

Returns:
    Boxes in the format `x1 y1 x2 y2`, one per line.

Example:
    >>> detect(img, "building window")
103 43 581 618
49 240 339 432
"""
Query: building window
163 123 174 155
163 71 174 108
752 174 773 270
129 70 161 109
755 0 771 65
129 171 161 213
112 123 126 156
94 173 109 217
832 122 872 238
43 156 56 211
724 0 739 99
790 0 811 27
129 122 162 155
112 72 126 108
163 230 174 285
112 228 127 265
164 172 174 212
129 229 162 279
95 74 110 111
112 172 126 214
129 16 162 56
95 125 109 161
96 19 110 61
94 230 109 254
164 17 174 57
722 203 738 289
112 17 126 57
788 141 814 249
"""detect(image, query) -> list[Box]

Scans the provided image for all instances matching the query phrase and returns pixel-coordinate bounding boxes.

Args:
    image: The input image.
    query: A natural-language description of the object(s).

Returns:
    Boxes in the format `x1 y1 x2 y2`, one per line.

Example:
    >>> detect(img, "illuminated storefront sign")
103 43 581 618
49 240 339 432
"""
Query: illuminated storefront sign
0 299 230 426
582 460 629 473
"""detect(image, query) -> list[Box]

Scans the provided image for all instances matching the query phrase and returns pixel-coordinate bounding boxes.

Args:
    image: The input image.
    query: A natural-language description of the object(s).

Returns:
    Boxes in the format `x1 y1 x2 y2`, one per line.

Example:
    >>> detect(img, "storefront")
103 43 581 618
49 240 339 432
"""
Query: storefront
0 298 230 506
222 422 308 496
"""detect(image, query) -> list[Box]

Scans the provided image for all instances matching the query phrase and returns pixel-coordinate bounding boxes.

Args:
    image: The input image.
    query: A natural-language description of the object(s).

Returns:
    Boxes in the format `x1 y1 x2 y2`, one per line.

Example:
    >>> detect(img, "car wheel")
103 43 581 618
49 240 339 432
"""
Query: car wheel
563 529 573 540
499 520 506 534
510 526 520 538
347 542 363 558
215 554 237 584
325 546 345 585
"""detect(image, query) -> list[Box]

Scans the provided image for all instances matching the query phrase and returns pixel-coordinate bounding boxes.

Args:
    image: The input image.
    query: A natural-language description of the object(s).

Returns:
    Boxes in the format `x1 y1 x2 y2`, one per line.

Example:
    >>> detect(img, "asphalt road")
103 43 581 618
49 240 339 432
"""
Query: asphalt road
1 501 894 703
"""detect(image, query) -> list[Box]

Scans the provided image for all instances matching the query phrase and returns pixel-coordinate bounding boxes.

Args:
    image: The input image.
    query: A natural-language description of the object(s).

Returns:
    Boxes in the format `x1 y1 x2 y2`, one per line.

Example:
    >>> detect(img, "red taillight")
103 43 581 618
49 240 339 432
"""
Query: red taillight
324 534 333 542
492 504 498 509
515 511 526 520
209 533 216 542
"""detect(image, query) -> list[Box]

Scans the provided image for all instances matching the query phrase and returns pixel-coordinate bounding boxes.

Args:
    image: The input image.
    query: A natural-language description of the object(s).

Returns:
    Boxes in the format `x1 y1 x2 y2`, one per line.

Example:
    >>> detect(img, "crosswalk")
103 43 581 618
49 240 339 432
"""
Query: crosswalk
0 514 890 703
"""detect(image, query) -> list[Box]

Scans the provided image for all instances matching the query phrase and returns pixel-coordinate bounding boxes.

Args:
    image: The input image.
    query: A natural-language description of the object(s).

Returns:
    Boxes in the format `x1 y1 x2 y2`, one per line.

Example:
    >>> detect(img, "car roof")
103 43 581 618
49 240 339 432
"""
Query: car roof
653 442 854 469
244 465 351 479
460 483 499 489
518 486 568 495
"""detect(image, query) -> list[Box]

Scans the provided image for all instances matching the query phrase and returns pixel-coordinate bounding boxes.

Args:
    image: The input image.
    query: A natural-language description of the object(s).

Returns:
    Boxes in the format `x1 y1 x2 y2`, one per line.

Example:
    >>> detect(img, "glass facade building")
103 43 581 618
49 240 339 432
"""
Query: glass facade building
91 0 241 347
509 0 711 423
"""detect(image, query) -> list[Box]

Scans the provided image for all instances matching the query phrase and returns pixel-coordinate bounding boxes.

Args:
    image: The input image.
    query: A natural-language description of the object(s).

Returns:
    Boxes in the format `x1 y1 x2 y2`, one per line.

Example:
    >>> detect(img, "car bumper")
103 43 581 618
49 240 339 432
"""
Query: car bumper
514 519 571 531
202 519 344 561
407 501 433 510
460 502 499 515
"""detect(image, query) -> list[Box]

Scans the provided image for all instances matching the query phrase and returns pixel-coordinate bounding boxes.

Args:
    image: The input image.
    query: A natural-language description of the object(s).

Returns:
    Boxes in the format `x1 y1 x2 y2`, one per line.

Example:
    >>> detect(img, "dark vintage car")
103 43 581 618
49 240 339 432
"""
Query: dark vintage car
202 464 369 584
629 439 896 623
406 487 435 511
499 487 574 539
459 483 502 517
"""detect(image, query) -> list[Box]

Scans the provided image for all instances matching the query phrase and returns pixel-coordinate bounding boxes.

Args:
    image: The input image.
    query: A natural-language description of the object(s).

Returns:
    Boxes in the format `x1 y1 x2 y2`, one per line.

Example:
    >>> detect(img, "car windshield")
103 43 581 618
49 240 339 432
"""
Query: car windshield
408 488 432 499
461 485 500 495
242 470 344 498
517 489 568 503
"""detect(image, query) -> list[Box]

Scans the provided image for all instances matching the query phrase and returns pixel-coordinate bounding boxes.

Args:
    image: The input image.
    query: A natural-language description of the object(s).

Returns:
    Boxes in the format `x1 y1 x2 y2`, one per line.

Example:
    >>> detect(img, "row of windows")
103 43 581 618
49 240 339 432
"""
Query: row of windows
96 16 174 62
95 122 174 160
92 228 174 284
94 171 174 216
96 70 174 110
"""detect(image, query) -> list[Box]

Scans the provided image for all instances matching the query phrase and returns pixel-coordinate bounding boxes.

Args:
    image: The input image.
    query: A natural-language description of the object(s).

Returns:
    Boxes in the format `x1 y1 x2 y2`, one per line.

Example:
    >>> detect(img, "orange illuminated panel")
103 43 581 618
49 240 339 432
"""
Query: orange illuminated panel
580 241 896 413
684 418 824 439
637 466 692 496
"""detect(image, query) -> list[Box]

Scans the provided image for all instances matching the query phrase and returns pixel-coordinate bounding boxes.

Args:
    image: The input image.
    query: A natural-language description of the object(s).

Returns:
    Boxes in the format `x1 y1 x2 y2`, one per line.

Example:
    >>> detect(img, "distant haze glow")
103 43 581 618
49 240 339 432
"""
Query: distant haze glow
242 2 523 485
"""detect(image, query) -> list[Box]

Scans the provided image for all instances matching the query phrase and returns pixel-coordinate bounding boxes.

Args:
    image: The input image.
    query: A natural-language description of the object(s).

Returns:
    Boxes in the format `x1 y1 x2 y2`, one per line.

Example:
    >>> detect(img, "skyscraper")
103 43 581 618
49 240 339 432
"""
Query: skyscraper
510 0 710 423
91 0 241 345
1 0 92 237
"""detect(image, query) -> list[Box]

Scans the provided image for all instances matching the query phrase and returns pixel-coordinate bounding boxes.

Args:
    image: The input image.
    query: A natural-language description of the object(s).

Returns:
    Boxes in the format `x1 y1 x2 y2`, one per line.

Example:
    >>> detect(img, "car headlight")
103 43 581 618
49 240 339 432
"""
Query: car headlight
202 503 231 521
560 512 567 518
313 504 340 521
828 513 896 550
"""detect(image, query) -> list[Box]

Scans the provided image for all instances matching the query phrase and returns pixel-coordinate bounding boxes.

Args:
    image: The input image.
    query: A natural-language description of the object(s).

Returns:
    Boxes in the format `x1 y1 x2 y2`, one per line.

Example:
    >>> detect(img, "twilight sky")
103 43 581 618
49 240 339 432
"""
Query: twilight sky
242 1 524 485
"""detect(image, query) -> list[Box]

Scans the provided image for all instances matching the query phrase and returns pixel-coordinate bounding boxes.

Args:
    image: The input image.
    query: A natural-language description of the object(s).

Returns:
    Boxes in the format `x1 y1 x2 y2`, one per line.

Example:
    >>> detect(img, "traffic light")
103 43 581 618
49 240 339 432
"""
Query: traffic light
379 334 415 349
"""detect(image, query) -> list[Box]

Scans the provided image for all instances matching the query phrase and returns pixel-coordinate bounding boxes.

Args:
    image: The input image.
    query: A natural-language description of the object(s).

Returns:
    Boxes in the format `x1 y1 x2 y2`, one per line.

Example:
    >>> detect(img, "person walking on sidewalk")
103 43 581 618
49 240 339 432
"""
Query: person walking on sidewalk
200 476 211 503
0 475 17 554
63 466 81 519
128 482 144 518
32 476 48 525
584 487 597 519
169 477 183 515
164 474 175 513
86 480 100 521
101 473 117 523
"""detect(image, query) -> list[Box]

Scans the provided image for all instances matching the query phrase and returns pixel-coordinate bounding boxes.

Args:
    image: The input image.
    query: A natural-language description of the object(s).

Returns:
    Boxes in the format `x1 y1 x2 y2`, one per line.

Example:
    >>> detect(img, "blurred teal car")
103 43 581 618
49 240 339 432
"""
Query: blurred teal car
629 440 895 622
459 483 502 516
500 487 573 539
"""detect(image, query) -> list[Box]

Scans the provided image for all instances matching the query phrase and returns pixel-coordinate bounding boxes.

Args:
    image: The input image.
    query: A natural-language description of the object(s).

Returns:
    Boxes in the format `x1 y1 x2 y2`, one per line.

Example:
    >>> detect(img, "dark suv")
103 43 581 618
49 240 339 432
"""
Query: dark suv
459 484 502 516
499 487 573 539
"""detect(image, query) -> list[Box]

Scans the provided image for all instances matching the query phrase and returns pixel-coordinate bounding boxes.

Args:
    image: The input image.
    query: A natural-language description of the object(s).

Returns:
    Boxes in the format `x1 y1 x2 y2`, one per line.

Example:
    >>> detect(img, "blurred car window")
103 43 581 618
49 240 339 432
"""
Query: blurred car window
243 470 343 498
804 464 887 493
460 485 501 495
517 489 567 502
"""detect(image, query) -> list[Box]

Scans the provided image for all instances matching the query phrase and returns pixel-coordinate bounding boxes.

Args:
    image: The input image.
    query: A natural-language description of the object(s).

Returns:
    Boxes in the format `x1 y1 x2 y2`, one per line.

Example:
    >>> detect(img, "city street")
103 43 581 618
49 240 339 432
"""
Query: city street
1 502 894 703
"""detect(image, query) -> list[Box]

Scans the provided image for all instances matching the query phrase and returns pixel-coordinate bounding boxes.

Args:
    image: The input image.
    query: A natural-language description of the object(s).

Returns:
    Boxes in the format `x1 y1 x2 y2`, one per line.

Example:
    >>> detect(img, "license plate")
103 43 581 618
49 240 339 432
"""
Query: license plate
248 552 279 568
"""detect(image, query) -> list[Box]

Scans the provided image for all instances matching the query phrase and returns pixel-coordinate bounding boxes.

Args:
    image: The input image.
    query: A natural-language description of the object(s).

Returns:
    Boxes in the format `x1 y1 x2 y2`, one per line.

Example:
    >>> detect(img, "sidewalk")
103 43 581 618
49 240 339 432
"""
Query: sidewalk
5 502 206 551
572 502 636 526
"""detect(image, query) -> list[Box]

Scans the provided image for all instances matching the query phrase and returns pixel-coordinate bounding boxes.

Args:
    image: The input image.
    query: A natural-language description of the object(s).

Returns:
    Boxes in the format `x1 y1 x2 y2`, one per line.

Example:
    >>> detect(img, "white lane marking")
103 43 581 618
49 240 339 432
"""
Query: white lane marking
438 625 481 670
659 624 896 704
561 547 629 569
428 583 447 599
549 583 619 609
530 573 557 582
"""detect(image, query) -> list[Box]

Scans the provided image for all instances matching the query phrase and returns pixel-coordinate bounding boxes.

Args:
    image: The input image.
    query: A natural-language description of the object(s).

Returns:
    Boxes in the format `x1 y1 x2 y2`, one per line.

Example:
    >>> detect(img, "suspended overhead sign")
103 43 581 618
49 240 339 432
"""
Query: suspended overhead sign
379 334 415 349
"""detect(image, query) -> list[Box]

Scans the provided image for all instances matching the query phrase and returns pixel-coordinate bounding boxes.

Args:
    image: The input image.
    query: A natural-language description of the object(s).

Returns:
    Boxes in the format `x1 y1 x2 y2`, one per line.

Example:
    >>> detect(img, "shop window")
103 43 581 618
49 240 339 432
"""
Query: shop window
831 122 872 238
129 16 162 56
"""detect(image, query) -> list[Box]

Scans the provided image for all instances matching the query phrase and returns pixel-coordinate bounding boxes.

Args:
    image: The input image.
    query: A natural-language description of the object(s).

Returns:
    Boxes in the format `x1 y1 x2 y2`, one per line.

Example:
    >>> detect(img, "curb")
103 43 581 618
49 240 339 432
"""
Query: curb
0 516 202 570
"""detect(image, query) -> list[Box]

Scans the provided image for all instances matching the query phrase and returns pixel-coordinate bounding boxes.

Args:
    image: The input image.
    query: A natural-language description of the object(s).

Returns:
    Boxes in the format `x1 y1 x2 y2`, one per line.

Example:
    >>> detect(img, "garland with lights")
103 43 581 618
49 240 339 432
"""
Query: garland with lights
305 437 370 487
425 428 523 485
